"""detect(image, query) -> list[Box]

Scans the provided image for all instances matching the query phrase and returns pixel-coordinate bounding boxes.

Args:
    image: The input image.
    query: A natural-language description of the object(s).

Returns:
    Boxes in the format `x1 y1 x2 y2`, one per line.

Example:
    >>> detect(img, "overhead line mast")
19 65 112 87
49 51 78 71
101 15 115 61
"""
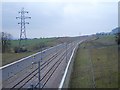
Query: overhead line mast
16 7 31 51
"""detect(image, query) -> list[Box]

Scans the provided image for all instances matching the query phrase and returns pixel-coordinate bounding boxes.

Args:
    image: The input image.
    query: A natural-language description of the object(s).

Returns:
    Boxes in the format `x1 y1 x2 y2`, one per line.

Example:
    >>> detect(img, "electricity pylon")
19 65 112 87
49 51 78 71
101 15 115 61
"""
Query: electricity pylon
16 7 31 50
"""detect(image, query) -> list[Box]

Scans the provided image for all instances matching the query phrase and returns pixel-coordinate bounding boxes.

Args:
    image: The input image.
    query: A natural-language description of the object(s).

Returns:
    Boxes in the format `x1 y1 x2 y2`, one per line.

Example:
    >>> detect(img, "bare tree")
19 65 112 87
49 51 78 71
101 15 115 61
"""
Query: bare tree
1 32 12 53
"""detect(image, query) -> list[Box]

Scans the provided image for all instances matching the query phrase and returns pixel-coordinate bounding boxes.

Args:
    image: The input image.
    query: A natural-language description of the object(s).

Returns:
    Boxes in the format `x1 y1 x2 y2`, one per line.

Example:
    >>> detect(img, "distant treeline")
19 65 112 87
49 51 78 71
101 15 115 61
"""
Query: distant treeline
1 28 120 53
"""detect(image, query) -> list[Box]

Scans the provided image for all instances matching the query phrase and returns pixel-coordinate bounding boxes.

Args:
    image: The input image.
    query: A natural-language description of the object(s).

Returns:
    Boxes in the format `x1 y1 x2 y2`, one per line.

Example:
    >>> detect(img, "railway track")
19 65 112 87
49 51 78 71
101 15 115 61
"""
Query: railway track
10 46 66 89
20 44 73 89
2 43 75 89
3 44 65 88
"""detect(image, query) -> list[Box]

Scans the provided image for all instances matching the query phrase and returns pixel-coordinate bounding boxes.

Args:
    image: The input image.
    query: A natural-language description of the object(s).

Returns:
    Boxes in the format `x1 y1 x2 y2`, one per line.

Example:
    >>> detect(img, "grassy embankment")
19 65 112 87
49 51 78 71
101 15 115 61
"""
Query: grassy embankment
2 37 81 66
70 35 118 88
2 38 57 66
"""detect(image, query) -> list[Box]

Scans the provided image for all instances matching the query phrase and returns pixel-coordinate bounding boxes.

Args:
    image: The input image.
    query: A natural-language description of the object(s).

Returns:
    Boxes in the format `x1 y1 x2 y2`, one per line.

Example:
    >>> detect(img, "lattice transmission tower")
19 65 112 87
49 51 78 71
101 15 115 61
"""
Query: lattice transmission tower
16 7 31 49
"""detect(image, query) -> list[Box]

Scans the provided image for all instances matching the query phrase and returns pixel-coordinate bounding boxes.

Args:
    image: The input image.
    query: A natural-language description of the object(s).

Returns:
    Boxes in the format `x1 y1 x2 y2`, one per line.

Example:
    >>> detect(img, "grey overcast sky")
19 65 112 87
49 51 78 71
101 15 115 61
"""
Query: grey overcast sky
2 0 118 38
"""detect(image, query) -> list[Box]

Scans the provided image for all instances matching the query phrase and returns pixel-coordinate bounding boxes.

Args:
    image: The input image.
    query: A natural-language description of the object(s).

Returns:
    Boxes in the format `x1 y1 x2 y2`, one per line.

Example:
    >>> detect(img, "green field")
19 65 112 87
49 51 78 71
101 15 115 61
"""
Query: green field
2 37 82 66
70 35 118 88
2 38 57 66
11 38 57 51
2 52 36 66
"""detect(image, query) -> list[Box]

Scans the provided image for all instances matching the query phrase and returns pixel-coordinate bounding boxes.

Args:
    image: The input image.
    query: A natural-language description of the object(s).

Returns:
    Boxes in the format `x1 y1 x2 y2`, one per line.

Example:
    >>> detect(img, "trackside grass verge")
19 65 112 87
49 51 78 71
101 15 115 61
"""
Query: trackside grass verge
70 36 118 88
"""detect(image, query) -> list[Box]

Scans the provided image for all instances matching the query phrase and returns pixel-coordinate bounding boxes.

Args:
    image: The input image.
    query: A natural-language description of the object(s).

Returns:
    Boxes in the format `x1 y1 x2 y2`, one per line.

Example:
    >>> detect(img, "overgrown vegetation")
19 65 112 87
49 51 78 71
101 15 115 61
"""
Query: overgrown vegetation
116 33 120 45
70 35 118 88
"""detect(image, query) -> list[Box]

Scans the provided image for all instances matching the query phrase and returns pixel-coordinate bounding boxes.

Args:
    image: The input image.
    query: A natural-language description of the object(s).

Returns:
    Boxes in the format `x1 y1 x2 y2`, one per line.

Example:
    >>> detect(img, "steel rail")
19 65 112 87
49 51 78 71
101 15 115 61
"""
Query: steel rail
2 45 62 84
35 45 73 88
10 45 66 89
21 46 69 89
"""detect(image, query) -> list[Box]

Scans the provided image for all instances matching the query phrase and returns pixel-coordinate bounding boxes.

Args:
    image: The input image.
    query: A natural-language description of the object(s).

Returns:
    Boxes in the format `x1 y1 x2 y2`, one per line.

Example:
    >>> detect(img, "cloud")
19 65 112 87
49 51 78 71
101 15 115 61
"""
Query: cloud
2 1 117 38
63 4 80 16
